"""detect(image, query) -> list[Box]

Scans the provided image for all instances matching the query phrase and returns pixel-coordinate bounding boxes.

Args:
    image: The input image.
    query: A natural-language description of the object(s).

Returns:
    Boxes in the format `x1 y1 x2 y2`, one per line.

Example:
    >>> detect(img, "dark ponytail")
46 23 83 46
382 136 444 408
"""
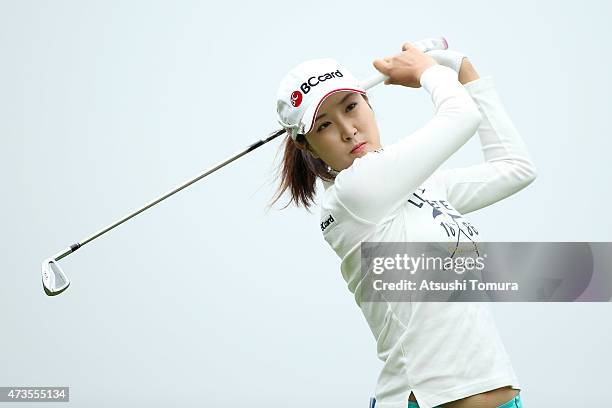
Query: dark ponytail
267 133 335 212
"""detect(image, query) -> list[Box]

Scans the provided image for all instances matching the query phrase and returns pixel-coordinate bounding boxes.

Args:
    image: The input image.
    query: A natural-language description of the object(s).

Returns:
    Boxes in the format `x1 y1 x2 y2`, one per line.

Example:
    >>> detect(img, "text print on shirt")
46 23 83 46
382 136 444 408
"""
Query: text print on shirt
408 187 481 258
372 147 480 258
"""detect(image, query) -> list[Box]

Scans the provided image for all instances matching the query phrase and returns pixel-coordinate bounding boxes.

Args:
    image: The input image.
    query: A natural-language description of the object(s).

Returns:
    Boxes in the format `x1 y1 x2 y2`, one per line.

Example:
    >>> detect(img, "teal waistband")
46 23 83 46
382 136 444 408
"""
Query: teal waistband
371 394 522 408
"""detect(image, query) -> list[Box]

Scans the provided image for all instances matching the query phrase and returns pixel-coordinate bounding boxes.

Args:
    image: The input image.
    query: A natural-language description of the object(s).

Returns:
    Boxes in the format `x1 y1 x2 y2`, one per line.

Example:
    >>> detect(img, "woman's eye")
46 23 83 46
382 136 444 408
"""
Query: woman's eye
317 122 330 132
316 103 357 132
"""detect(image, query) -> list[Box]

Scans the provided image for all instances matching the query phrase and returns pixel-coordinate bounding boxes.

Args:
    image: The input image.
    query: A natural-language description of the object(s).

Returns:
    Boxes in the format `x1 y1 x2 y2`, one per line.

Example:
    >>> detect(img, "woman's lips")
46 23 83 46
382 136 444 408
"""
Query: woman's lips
351 142 367 154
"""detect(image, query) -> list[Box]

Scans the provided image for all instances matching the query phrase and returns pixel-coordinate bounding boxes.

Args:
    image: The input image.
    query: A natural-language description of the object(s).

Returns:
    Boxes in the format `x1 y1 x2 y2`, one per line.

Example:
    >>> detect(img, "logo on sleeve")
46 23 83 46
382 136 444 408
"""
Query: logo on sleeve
320 213 335 232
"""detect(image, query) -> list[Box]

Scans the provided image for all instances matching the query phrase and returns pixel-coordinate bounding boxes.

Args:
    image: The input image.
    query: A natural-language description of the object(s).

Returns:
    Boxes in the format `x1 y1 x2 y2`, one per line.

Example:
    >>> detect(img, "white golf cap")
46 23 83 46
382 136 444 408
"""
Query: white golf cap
276 58 366 141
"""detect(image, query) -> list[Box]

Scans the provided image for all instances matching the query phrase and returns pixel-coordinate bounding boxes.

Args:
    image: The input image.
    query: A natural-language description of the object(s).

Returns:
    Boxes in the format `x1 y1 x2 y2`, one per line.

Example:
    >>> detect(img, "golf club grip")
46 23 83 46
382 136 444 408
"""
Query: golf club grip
361 73 389 90
360 36 448 90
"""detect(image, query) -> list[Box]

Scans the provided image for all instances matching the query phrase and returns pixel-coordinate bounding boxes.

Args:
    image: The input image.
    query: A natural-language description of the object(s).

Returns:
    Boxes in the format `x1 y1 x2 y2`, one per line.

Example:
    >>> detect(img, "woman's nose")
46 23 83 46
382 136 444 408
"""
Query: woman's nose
339 122 357 141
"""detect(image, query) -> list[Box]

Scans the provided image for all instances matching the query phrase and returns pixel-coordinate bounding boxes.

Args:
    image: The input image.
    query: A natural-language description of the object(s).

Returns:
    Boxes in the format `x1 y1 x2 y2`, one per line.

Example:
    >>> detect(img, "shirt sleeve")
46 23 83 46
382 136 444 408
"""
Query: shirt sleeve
333 64 483 225
434 76 538 215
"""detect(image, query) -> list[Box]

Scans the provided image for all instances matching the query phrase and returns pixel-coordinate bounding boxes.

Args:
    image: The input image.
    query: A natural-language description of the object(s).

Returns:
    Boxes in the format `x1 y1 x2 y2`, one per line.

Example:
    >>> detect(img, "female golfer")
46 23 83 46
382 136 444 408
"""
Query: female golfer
270 40 536 408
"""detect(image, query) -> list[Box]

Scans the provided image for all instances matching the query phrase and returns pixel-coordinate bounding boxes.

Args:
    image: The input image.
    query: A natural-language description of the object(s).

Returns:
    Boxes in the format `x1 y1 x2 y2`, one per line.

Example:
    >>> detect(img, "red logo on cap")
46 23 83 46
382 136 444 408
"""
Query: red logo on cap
290 91 303 107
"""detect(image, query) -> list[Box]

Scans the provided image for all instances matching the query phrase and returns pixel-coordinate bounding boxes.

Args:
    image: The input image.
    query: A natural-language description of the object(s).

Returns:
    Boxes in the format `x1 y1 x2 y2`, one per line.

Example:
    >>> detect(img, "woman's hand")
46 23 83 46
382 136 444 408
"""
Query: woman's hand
372 42 438 88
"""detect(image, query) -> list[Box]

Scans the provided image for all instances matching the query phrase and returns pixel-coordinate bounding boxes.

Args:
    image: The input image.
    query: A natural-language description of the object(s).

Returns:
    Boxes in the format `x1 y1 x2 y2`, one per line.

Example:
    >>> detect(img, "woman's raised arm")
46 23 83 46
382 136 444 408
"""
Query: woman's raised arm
333 62 482 225
433 72 538 215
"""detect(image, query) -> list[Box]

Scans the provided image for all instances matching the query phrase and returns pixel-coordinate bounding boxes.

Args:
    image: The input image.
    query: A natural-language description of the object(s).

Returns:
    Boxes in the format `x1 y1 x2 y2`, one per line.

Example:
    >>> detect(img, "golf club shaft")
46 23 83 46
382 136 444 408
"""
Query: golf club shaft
52 128 286 261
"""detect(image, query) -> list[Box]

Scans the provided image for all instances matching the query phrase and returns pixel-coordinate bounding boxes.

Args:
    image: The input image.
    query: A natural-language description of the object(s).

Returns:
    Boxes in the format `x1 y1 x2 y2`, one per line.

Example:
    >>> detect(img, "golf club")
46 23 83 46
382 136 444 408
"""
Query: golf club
42 36 449 296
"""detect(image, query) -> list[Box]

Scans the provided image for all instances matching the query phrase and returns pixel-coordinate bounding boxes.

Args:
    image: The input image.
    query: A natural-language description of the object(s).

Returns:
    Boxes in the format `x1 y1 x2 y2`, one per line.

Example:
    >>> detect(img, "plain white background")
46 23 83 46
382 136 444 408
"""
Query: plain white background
1 0 611 406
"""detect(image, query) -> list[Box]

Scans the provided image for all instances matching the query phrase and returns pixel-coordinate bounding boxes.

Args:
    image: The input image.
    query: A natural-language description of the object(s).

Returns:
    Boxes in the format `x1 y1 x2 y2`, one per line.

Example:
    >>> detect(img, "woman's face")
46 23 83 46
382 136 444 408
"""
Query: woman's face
299 91 381 172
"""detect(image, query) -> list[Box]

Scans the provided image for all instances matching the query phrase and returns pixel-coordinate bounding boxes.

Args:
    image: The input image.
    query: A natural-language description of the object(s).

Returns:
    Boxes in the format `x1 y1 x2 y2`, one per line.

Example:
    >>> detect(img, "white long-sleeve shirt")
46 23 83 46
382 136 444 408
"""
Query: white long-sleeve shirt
319 64 537 408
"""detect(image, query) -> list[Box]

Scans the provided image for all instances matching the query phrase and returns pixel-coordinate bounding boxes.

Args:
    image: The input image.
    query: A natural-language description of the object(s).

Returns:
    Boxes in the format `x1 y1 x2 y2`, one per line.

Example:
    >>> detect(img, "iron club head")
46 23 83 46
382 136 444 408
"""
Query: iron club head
42 259 70 296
